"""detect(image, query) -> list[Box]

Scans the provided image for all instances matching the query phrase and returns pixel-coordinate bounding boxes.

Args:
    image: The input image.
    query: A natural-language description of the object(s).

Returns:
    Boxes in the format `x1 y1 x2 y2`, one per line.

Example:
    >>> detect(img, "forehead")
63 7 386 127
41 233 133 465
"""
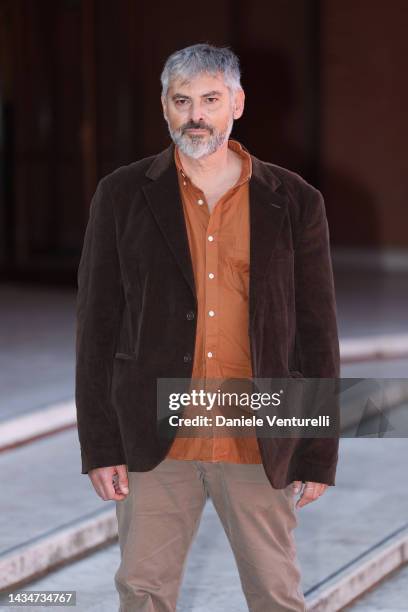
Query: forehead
168 71 228 95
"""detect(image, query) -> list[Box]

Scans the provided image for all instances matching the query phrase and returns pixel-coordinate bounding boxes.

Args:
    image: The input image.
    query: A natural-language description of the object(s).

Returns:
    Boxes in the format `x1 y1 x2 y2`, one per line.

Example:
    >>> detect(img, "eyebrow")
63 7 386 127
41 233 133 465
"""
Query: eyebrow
171 90 223 100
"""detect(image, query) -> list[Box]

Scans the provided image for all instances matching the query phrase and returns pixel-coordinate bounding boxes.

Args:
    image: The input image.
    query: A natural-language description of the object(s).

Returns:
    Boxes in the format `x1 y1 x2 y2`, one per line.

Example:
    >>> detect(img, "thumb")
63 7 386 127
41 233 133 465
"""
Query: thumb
116 465 129 494
292 480 303 494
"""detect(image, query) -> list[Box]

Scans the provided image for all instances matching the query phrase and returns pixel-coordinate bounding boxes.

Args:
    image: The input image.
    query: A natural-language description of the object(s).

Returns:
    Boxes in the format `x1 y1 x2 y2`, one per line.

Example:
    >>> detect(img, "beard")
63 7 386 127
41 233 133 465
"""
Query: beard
164 112 234 160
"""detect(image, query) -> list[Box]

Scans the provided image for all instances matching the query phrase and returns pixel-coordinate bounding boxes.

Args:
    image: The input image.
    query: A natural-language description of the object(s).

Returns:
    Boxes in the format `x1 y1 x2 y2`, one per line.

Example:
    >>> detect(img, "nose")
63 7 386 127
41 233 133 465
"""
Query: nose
188 102 206 127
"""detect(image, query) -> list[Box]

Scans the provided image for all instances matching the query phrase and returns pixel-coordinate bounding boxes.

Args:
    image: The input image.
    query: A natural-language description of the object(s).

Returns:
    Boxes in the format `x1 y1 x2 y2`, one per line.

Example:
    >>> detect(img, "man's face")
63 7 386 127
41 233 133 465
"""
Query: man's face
161 71 244 159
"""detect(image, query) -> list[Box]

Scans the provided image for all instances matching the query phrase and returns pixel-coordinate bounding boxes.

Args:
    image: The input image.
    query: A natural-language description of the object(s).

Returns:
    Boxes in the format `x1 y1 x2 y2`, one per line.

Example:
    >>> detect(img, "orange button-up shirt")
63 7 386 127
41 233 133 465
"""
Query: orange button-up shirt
166 138 262 463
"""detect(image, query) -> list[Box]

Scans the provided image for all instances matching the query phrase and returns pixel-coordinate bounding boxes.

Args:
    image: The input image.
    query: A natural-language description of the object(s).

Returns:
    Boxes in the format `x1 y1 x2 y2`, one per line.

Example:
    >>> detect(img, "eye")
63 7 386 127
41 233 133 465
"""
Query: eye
175 99 187 105
207 97 218 103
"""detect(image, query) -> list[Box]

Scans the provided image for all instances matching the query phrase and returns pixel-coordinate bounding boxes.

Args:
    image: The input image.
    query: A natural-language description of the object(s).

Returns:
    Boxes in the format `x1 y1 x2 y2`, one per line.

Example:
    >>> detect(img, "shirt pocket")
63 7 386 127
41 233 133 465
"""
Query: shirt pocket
224 247 250 300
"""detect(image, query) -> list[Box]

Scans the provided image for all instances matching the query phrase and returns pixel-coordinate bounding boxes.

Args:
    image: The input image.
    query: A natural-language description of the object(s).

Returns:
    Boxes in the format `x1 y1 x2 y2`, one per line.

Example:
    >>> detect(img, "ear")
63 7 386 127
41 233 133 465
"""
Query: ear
161 95 167 119
233 88 245 120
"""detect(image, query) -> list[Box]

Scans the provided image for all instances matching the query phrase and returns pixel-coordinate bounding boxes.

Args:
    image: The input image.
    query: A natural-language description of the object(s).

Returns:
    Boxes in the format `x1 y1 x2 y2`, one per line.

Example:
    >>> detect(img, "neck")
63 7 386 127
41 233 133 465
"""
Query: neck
177 140 233 182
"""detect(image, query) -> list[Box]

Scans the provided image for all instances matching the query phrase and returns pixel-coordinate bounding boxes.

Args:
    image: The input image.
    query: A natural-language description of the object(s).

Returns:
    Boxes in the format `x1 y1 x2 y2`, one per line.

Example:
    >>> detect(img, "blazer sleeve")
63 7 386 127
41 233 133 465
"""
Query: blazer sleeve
75 178 126 474
293 185 341 485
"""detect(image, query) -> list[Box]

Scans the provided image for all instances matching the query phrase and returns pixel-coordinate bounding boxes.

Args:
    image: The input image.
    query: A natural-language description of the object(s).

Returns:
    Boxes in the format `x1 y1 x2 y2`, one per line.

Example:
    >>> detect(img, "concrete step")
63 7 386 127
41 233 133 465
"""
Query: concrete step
343 562 408 611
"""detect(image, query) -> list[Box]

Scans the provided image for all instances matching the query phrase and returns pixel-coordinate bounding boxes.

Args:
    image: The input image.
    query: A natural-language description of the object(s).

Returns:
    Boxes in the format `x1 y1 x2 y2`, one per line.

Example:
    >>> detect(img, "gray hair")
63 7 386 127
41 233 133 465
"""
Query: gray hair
160 43 242 99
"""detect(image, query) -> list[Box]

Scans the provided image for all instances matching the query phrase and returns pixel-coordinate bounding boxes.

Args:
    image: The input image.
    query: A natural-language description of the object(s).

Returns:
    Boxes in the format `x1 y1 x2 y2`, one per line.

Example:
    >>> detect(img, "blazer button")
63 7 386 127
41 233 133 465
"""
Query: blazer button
186 310 195 320
183 353 192 362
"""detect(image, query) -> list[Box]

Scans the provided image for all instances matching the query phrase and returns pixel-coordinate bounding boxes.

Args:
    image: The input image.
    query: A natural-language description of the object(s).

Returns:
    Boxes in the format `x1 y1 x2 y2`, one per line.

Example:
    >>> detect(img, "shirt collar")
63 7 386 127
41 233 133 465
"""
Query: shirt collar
174 138 252 187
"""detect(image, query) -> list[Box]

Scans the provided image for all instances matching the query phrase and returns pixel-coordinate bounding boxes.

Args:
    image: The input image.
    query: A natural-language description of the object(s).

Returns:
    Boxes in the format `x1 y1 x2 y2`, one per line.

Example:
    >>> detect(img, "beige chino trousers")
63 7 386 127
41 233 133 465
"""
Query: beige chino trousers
115 458 306 612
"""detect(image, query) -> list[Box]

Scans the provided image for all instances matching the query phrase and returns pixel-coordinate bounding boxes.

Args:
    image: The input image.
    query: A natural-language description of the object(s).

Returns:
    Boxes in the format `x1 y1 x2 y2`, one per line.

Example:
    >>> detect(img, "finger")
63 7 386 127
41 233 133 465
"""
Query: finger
317 484 327 496
99 473 127 501
113 480 128 499
296 482 325 508
89 468 127 501
292 480 303 494
115 464 129 495
295 482 316 508
312 483 328 497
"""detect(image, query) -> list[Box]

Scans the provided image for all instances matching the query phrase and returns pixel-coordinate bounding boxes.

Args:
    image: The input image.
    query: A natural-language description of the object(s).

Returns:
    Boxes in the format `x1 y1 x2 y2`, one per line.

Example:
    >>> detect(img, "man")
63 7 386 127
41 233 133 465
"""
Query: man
75 43 340 611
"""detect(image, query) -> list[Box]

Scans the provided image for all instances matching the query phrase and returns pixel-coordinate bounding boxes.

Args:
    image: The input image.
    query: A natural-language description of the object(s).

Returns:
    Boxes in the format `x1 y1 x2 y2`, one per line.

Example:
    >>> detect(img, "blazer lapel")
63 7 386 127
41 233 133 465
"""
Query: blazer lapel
248 156 288 281
143 144 197 300
142 142 289 320
248 160 288 324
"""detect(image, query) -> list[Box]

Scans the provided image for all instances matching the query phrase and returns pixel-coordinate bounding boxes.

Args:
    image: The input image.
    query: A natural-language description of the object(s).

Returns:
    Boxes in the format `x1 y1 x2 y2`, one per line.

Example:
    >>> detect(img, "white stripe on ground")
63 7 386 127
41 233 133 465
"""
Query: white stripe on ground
0 400 76 451
341 334 408 362
0 508 116 591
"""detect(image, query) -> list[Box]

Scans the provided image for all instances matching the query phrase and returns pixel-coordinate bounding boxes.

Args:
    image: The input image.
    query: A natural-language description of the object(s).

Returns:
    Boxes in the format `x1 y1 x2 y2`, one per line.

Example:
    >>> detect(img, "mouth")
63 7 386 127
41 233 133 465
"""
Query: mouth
185 128 208 134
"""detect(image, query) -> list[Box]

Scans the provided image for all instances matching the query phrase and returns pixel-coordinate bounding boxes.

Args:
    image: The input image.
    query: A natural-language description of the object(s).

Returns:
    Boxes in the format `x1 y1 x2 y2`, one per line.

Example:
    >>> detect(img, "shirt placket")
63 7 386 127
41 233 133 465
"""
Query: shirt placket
177 146 253 462
189 183 222 458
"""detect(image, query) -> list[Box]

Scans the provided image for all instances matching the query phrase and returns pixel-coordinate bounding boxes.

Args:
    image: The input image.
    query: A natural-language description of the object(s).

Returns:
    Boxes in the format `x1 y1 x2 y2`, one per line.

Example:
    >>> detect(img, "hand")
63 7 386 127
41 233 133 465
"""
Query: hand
291 480 328 509
88 464 129 501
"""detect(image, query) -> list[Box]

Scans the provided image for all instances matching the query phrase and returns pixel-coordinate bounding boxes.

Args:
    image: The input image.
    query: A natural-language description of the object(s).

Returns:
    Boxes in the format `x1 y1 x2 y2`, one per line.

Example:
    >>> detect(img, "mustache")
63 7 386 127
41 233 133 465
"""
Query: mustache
182 124 212 132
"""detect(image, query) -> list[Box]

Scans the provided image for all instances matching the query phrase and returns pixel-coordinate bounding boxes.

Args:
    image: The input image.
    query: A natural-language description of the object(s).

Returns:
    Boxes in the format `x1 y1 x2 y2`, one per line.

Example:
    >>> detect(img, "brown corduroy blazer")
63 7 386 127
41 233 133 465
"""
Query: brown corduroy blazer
75 141 341 489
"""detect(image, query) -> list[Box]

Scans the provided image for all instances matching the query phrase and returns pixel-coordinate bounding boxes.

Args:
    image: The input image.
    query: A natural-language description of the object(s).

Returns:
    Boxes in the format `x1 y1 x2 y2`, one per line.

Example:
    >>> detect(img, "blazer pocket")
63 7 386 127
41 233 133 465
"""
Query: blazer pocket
288 370 304 378
114 352 137 361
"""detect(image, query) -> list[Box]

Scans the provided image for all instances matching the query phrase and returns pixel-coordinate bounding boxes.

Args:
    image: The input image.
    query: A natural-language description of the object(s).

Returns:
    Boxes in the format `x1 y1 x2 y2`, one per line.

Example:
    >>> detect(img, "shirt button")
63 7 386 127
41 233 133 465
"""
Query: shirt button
208 235 214 242
207 351 213 358
197 199 204 205
183 353 192 362
208 310 215 317
186 310 195 320
208 272 215 279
